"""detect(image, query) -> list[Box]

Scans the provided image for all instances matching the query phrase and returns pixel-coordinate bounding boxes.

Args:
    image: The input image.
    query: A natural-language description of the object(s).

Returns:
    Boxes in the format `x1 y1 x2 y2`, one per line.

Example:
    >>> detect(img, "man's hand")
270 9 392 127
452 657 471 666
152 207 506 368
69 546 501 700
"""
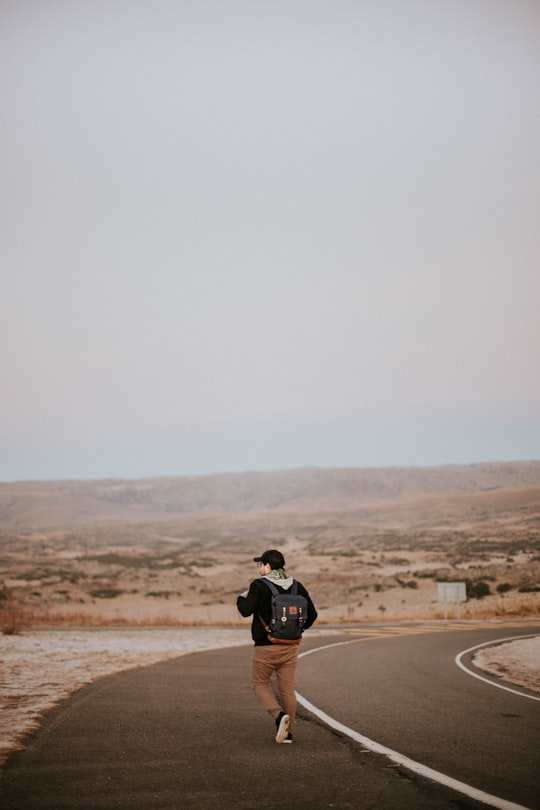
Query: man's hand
239 591 248 598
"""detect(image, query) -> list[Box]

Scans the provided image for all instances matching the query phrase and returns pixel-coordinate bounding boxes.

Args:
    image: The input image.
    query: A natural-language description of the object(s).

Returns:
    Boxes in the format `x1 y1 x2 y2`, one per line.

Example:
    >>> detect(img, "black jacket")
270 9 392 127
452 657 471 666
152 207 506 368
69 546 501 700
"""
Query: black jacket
237 577 317 645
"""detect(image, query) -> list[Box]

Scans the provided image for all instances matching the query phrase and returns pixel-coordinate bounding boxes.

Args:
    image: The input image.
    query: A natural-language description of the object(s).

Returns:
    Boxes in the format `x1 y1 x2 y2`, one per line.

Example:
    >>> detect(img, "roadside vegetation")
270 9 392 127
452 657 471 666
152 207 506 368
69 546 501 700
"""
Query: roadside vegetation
2 470 539 630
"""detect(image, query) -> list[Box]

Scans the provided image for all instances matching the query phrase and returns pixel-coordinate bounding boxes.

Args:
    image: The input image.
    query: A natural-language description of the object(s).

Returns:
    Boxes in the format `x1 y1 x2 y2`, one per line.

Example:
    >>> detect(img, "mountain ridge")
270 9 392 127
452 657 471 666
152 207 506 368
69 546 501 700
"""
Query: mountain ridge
1 461 540 531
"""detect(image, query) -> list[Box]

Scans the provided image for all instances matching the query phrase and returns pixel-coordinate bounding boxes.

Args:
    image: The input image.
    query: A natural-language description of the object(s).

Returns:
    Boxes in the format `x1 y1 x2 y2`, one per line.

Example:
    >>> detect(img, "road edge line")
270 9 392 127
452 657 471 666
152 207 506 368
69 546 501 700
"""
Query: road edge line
455 634 540 702
297 640 533 810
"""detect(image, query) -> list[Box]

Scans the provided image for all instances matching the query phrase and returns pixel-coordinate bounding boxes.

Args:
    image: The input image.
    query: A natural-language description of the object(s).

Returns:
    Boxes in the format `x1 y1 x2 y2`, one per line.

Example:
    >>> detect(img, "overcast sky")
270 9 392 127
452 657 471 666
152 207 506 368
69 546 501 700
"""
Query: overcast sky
1 0 539 482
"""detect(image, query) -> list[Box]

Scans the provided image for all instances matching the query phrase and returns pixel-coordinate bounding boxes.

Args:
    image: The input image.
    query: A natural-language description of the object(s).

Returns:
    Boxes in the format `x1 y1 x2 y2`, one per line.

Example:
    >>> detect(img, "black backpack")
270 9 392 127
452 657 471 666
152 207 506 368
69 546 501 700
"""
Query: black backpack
259 579 307 644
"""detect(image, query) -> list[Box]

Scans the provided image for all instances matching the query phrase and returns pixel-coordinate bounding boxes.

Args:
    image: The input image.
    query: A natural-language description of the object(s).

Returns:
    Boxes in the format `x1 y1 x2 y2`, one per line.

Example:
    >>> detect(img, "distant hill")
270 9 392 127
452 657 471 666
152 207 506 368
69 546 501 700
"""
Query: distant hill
1 461 540 531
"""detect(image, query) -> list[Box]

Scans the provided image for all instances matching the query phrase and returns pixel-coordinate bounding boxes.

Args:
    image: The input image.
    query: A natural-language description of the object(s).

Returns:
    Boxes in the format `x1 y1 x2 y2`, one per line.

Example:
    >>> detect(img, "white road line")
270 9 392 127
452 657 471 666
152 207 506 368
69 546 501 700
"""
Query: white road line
455 634 540 702
297 640 533 810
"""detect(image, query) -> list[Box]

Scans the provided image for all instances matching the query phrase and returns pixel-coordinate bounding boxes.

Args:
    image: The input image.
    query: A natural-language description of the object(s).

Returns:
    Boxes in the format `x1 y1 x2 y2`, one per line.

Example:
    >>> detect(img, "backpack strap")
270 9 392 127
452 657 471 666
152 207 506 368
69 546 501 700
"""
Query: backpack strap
261 578 279 596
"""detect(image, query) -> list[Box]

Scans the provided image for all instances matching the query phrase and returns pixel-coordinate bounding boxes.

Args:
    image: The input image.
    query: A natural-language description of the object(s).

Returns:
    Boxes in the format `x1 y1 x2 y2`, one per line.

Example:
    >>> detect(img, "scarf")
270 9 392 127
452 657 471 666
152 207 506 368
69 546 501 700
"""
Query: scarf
264 569 293 590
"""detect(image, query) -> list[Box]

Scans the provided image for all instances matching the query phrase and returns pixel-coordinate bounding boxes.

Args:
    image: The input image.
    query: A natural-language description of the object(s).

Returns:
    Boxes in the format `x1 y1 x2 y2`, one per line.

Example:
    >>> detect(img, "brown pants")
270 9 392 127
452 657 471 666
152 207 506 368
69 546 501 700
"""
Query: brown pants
251 644 299 730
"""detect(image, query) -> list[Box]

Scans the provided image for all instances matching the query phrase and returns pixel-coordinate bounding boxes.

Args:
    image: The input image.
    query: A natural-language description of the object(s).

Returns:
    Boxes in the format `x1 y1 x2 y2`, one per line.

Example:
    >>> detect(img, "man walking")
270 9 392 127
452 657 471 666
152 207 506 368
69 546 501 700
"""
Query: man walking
236 549 317 744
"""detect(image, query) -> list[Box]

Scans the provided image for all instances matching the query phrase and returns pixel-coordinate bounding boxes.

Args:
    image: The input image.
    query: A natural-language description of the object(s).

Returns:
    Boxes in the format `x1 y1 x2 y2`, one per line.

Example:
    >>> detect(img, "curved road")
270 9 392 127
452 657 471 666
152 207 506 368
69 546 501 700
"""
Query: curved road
296 624 540 809
0 622 538 809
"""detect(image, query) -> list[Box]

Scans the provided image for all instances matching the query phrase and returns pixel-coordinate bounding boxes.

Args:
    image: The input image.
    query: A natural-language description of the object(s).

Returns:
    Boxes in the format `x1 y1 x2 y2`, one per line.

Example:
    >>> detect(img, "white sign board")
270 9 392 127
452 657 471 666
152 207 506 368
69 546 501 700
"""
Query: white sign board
437 581 467 619
437 582 467 603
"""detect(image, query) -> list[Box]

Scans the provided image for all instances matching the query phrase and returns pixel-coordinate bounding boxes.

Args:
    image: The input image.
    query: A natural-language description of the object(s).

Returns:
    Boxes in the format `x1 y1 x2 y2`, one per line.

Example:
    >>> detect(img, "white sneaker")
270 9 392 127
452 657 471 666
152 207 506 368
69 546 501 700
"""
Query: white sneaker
275 712 290 743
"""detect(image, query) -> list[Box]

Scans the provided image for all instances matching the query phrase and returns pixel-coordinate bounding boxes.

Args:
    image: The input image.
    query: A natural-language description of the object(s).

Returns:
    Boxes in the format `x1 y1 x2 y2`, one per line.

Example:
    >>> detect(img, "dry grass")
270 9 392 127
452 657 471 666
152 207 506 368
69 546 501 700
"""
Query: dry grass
2 584 538 633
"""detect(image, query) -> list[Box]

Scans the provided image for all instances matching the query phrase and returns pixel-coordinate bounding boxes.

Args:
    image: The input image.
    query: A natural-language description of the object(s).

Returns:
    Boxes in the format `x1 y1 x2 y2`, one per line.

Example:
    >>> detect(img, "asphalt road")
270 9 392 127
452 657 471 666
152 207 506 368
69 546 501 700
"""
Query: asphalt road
0 623 538 810
296 624 540 809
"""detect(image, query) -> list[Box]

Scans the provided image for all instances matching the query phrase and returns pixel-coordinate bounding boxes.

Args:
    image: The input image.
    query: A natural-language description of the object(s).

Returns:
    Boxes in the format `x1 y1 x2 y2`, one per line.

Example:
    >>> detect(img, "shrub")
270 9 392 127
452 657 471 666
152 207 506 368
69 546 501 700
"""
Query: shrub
466 580 491 599
496 583 512 594
1 591 24 635
395 578 418 589
88 588 124 599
